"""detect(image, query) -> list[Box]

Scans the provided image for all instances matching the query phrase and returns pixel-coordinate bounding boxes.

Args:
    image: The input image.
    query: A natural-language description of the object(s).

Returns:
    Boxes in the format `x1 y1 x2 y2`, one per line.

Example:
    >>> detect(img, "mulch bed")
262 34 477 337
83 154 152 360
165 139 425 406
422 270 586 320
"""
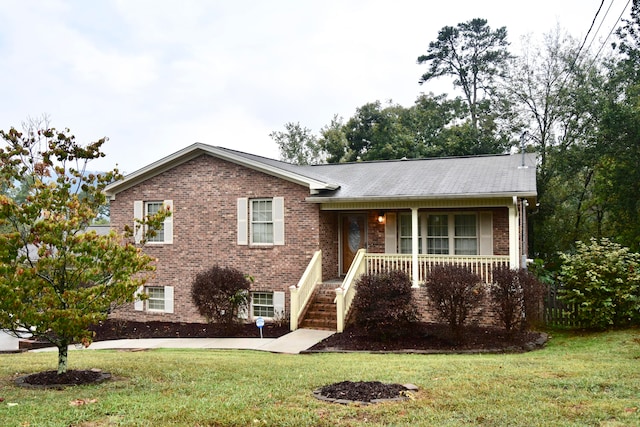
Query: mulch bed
89 319 291 341
314 381 417 404
15 369 111 389
307 322 547 353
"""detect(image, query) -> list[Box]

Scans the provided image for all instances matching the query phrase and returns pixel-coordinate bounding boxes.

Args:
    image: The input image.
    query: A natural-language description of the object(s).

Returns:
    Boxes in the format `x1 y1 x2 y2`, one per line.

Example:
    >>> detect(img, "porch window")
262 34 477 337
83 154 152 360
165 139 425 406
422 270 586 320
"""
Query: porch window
398 212 478 255
399 213 421 254
427 214 448 254
454 214 478 255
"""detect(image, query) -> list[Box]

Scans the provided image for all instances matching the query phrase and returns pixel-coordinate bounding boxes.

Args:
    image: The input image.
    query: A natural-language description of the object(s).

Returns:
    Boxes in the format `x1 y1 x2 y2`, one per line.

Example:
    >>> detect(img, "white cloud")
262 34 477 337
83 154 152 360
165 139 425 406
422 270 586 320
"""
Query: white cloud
0 0 631 174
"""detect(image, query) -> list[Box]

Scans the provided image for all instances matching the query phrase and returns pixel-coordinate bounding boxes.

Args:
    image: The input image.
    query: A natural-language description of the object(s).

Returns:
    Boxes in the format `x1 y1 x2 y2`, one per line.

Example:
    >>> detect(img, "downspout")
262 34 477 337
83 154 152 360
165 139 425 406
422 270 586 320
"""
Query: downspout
521 199 529 268
509 196 519 269
411 207 420 288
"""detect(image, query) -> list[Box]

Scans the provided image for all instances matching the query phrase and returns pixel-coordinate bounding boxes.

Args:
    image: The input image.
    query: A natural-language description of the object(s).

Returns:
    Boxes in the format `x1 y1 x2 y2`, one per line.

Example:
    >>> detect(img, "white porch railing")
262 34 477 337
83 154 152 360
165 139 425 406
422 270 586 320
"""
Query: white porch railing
289 250 322 331
335 248 366 333
366 253 511 284
320 251 510 333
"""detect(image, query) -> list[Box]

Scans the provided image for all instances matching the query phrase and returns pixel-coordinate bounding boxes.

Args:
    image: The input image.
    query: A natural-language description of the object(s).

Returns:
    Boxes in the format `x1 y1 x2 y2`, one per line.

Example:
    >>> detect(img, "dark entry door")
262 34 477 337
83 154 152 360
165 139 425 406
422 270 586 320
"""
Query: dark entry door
341 214 367 275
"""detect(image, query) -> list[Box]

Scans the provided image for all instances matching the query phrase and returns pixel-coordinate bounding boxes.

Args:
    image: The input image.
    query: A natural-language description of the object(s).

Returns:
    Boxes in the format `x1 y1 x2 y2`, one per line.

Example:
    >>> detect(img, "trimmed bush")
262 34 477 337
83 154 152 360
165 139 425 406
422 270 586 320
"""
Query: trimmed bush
191 266 251 328
557 238 640 329
490 267 547 333
424 265 484 341
351 270 418 340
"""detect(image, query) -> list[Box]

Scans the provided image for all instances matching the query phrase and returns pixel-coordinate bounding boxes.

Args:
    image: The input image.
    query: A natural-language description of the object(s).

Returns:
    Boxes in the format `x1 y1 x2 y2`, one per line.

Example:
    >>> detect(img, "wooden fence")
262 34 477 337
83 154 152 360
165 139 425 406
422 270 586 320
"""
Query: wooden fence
544 285 582 327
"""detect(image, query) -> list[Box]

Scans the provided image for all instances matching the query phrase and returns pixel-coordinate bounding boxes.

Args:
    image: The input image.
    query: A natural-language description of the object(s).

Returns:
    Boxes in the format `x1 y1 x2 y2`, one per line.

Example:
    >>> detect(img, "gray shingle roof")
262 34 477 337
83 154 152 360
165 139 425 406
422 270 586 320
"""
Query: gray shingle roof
218 147 537 201
106 143 536 201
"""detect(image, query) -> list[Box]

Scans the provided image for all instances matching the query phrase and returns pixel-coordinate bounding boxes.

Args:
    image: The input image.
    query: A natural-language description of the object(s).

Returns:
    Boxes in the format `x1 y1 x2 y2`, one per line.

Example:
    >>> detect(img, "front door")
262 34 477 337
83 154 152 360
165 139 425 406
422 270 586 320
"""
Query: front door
341 214 367 275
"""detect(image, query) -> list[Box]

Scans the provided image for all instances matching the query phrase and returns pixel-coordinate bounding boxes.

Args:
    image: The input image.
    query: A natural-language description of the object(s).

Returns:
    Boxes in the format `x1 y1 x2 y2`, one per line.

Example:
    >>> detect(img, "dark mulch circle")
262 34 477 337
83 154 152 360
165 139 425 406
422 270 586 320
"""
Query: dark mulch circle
314 381 415 404
15 369 111 388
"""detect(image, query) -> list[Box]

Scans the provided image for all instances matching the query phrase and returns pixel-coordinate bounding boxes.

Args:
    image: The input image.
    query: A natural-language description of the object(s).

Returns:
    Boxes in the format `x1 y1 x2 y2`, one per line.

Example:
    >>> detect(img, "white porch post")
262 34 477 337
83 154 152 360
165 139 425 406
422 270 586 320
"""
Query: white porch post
411 207 420 287
508 197 519 269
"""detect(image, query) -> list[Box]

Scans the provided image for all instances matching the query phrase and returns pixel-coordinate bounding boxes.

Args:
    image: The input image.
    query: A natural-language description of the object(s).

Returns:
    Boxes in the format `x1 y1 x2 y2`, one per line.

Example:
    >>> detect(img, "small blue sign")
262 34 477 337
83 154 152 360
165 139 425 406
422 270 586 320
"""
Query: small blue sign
256 316 265 328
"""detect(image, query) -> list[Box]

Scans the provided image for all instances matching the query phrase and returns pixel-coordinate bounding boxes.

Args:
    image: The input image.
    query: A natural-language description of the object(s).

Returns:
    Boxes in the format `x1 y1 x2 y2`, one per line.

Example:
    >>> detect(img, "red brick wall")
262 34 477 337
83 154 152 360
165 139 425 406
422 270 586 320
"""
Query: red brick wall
367 211 386 253
492 207 509 256
109 154 321 323
319 210 339 280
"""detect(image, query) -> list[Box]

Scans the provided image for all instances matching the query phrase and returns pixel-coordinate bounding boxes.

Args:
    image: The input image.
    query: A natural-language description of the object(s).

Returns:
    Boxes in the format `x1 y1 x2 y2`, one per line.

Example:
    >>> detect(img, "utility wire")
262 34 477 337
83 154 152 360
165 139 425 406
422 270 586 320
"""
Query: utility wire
584 0 615 53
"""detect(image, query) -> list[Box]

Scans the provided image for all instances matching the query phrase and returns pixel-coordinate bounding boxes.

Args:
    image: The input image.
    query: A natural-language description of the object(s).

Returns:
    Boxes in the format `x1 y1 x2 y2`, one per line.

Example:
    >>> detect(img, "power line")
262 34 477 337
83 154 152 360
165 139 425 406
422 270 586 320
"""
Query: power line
584 0 616 53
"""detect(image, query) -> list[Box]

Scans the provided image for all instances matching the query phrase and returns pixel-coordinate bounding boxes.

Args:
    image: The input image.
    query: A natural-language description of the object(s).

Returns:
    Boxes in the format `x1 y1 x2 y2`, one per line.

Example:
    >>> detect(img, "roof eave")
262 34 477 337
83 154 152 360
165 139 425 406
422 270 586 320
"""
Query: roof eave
104 143 338 197
305 191 538 204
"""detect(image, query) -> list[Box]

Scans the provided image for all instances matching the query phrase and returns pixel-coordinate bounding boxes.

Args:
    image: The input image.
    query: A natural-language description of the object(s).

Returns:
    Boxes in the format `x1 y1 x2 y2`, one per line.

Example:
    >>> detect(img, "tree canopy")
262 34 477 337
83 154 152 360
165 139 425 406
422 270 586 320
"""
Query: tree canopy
0 126 168 374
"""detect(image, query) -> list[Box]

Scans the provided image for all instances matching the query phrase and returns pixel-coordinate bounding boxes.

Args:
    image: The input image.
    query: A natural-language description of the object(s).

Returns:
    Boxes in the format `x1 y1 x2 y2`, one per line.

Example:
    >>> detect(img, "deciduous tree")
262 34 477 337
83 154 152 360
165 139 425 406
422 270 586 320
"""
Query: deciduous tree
0 126 168 374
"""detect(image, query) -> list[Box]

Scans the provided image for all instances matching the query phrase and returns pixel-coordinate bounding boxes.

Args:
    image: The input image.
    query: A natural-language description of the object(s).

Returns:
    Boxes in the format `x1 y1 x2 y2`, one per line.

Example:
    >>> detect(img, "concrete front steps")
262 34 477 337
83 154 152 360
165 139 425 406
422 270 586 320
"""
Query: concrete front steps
299 283 339 331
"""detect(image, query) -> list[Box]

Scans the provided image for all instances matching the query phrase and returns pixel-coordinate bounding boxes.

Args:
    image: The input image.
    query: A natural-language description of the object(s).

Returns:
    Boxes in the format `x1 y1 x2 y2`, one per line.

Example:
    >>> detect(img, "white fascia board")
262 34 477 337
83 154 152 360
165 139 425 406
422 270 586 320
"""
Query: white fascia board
105 143 338 198
305 191 537 204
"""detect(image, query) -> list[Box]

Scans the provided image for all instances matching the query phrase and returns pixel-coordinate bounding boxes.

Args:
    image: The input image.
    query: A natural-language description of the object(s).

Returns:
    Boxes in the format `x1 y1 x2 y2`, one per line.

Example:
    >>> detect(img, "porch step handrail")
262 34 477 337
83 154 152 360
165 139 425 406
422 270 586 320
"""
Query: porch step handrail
289 250 322 331
335 248 367 332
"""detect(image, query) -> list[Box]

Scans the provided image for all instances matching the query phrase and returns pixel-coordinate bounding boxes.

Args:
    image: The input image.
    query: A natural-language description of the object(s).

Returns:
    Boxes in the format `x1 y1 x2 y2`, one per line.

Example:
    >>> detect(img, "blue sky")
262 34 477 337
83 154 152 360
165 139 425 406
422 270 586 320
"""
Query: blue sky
0 1 630 174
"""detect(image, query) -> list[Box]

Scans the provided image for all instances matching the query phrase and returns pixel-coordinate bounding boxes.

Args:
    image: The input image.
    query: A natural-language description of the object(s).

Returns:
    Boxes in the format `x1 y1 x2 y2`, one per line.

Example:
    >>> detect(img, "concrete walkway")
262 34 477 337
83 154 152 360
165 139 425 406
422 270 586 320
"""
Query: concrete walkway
27 328 335 355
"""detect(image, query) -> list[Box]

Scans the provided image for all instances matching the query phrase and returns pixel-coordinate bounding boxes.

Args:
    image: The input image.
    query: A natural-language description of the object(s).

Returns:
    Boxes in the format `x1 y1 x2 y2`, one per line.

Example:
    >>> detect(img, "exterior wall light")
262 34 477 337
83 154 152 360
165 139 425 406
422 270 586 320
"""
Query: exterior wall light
377 211 386 224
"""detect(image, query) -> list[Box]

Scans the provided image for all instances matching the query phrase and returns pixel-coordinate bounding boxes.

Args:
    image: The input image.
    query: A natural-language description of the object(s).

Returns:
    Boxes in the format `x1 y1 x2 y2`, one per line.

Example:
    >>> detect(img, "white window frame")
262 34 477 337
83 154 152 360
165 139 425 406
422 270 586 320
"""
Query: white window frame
399 213 422 254
252 292 274 317
134 285 174 313
399 212 479 255
133 200 173 245
237 197 284 246
145 201 165 243
250 199 274 245
146 286 165 311
250 291 285 320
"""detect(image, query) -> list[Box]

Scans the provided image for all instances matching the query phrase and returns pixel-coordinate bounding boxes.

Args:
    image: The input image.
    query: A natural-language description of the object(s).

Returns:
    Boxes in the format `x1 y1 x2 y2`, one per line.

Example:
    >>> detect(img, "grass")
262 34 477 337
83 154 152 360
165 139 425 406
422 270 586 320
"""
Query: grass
0 329 638 426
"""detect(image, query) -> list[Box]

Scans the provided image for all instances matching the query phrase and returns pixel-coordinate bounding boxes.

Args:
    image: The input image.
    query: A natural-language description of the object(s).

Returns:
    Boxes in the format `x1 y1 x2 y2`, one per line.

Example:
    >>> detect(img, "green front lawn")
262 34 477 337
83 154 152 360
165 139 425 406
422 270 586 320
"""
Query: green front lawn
0 329 638 426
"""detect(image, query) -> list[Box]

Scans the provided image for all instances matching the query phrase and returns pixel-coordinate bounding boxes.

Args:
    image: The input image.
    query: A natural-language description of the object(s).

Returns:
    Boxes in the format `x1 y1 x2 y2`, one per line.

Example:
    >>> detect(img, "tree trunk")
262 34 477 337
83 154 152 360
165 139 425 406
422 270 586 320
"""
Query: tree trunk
57 342 68 374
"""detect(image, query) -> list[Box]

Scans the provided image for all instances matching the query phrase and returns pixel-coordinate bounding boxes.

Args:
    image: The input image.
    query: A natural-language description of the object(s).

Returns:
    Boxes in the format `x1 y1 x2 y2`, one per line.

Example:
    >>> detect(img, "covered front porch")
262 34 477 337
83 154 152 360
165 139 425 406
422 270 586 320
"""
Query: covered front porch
291 198 528 332
290 249 511 332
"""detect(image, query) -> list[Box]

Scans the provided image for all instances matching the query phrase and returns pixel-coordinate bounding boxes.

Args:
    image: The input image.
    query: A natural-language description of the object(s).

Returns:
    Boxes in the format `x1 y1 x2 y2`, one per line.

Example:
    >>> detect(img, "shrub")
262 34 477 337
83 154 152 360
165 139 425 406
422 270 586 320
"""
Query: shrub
191 266 251 328
490 267 547 333
351 270 418 340
424 265 484 341
557 238 640 329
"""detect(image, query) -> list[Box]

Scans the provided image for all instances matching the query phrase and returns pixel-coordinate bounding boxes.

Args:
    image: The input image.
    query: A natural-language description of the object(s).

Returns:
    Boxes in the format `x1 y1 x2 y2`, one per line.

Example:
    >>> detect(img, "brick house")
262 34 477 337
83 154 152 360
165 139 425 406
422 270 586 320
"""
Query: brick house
105 143 537 331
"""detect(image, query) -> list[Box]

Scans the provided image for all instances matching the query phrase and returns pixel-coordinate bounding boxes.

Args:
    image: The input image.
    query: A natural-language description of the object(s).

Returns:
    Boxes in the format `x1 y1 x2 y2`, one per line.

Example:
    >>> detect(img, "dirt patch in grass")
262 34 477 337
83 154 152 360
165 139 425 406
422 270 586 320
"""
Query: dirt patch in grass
314 381 415 404
16 369 111 389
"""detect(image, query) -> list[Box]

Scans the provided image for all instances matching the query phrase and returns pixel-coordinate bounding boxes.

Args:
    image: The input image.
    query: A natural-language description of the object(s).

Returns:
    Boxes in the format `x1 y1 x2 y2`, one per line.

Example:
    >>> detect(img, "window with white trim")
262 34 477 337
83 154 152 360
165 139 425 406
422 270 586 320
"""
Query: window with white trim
237 197 285 246
145 201 165 243
252 292 274 317
399 213 422 254
399 213 478 255
133 200 173 244
251 199 274 244
146 286 165 311
250 291 285 319
134 285 174 313
427 214 449 254
454 214 477 255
